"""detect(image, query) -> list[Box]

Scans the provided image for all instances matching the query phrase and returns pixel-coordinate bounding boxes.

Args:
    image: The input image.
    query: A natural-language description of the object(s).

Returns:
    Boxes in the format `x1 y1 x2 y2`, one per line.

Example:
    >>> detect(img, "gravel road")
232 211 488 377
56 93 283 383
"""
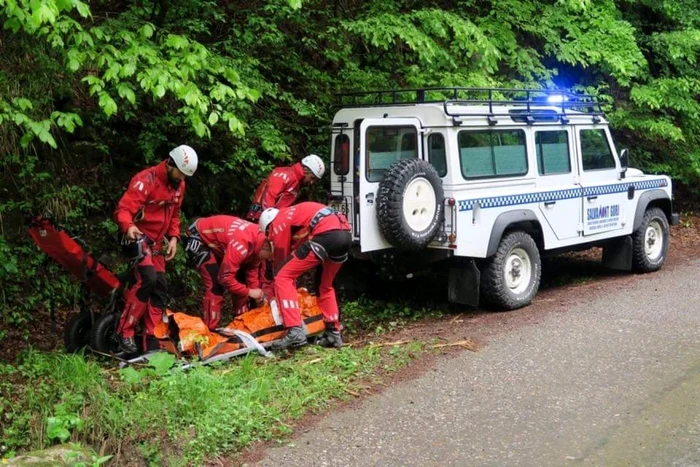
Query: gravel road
252 259 700 467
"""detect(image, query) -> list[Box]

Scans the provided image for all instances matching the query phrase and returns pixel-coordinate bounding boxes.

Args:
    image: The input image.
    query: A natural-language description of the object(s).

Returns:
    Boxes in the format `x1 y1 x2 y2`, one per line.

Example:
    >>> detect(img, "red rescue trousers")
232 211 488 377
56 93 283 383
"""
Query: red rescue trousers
198 254 253 330
274 230 351 331
117 249 167 338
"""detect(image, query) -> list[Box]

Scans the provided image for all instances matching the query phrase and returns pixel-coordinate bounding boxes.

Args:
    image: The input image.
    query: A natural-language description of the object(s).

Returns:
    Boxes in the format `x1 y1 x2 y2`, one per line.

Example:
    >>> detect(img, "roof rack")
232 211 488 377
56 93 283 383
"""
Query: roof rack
335 87 604 124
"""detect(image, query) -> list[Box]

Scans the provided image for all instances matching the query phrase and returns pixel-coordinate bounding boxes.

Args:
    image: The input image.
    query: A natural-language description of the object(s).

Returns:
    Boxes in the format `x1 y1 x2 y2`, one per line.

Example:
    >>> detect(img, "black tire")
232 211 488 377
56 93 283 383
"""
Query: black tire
632 207 669 273
481 231 541 310
376 158 444 250
64 311 97 353
90 312 121 353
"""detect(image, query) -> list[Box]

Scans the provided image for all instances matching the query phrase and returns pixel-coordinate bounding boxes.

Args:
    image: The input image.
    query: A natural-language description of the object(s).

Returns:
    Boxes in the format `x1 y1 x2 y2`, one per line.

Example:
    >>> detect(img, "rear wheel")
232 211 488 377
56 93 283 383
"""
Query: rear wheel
481 231 541 310
64 311 97 353
632 207 669 273
90 312 122 354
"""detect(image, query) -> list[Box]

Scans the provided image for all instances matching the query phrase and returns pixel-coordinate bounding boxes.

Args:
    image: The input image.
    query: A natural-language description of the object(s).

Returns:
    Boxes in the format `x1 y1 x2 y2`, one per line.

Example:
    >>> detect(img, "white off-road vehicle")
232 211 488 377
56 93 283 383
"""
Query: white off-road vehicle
327 87 680 309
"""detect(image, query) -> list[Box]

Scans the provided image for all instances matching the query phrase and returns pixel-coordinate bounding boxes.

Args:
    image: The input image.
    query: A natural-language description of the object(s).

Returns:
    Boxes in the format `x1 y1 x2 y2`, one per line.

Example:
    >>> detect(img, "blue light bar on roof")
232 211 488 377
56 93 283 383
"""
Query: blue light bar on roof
547 94 567 103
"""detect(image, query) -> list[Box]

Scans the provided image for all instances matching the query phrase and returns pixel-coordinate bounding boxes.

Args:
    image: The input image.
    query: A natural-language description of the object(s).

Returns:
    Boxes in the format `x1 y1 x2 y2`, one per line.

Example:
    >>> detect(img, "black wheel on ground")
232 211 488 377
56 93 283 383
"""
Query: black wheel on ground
632 207 669 273
64 311 97 352
480 231 541 310
90 312 121 353
376 158 444 250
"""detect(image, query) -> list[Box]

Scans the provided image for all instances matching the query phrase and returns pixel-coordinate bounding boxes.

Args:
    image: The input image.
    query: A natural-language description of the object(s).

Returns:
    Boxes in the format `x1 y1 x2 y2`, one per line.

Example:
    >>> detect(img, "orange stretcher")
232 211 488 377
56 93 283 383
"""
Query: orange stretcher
119 289 326 368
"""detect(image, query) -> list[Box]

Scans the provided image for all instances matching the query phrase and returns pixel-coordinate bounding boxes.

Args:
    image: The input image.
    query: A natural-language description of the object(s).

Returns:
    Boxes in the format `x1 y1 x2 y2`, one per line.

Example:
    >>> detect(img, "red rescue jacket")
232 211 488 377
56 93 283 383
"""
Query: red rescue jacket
202 217 266 298
114 160 185 247
196 215 246 259
268 201 350 266
247 163 305 221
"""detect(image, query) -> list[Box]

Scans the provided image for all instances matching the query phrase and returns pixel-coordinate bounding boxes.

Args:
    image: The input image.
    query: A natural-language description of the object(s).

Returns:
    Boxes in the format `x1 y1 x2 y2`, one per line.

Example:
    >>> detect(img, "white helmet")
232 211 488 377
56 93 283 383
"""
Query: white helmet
259 207 280 234
301 154 325 179
169 144 198 176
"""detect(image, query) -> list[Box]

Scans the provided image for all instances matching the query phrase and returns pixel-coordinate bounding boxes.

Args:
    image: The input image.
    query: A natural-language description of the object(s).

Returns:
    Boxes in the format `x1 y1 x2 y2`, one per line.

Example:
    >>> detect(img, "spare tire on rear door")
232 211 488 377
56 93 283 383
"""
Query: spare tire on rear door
376 158 444 250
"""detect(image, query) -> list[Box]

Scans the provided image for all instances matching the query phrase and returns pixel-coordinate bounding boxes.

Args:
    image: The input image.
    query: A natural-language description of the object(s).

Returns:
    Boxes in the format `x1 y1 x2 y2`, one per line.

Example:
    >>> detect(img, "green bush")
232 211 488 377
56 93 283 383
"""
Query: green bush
0 344 418 464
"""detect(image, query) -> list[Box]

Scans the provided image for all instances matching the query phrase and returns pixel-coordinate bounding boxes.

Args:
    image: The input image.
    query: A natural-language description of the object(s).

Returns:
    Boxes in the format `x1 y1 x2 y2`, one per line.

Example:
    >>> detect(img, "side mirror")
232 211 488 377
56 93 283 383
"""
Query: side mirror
619 148 629 179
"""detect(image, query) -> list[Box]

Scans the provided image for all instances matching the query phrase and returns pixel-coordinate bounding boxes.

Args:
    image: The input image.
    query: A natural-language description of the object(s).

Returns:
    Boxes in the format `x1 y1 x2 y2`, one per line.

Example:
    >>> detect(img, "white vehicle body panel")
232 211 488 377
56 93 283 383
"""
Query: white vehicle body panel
328 100 674 259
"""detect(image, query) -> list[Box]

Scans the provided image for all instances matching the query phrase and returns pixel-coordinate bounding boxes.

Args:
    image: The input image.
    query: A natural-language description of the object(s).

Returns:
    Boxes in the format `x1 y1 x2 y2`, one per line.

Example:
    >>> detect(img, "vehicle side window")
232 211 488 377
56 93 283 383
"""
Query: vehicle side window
428 133 447 177
458 129 527 179
535 130 571 175
580 129 615 171
366 126 417 182
333 134 350 175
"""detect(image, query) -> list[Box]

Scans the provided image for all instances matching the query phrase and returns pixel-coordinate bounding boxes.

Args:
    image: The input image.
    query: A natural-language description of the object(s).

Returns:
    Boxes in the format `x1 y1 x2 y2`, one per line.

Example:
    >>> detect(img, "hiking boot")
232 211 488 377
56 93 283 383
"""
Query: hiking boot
119 336 138 354
269 326 307 351
315 330 343 349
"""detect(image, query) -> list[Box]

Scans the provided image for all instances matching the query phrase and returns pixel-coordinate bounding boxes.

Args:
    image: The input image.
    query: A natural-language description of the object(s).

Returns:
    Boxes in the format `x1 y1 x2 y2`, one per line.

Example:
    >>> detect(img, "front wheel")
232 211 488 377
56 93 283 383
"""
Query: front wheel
481 231 541 310
632 207 669 273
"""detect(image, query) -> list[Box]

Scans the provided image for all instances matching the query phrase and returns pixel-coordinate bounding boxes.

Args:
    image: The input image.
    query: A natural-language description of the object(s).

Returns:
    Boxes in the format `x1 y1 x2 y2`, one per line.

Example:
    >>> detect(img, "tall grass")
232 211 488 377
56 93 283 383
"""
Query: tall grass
1 339 422 465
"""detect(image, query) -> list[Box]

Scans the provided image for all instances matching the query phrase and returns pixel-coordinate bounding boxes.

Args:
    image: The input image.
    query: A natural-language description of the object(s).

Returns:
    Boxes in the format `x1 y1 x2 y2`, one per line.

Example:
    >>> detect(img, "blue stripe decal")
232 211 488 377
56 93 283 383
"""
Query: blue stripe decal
457 178 668 212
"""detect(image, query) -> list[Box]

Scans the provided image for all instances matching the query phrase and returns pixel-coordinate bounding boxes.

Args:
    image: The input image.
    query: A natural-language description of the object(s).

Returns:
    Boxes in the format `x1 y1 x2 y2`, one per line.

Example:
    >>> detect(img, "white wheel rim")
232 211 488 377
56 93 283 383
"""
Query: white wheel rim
644 220 664 261
402 178 437 232
504 247 532 295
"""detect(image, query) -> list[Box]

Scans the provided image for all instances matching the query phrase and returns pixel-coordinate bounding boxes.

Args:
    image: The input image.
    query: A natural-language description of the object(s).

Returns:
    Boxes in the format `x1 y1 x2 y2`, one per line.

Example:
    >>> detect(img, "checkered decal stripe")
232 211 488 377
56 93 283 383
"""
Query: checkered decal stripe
457 178 668 212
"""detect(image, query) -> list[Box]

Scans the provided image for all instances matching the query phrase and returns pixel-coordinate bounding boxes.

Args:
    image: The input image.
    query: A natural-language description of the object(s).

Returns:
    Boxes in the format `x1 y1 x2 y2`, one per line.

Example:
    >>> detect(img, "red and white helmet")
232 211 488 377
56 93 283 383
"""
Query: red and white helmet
259 208 280 234
301 154 325 179
169 144 198 176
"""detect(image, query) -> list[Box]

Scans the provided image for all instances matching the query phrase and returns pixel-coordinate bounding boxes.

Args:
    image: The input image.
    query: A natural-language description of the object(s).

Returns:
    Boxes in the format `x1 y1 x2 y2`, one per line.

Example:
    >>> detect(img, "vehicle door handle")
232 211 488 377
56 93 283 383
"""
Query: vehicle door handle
544 201 556 207
587 195 598 201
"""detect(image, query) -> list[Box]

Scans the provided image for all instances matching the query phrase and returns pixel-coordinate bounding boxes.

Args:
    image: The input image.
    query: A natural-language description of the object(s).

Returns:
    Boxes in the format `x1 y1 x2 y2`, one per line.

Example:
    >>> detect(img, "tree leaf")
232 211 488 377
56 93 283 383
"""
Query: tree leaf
36 126 57 148
140 24 154 39
227 115 243 134
119 366 142 384
117 83 136 105
75 1 90 18
208 111 219 126
148 352 175 376
3 261 18 274
120 62 136 78
98 92 118 117
13 98 33 111
46 417 71 442
19 132 34 148
67 58 80 71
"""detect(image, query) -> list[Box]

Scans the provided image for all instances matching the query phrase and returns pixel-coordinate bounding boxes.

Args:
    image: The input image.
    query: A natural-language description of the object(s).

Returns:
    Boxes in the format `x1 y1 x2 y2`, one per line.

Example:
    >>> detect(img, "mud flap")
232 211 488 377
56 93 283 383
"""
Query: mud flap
602 236 633 271
448 259 480 307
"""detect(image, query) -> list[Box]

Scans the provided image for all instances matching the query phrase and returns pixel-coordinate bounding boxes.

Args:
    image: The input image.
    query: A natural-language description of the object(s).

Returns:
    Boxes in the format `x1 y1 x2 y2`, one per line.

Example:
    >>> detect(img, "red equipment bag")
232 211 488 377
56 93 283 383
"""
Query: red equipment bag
28 216 121 297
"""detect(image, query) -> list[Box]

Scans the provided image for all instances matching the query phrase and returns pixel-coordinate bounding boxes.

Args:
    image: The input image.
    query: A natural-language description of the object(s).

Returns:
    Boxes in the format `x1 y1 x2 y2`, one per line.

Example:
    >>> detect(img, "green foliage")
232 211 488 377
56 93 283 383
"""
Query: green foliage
0 344 419 464
342 296 446 336
0 0 699 363
46 404 84 443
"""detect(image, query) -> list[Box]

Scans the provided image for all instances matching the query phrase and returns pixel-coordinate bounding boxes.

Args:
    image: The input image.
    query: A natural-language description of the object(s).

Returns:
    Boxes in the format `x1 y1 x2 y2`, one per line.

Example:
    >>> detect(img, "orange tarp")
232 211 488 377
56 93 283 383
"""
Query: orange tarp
154 289 325 359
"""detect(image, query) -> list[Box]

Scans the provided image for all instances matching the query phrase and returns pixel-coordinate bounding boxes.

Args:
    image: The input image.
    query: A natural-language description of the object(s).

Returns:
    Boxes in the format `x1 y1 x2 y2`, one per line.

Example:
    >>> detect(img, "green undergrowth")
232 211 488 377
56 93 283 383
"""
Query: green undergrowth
341 295 450 337
1 335 424 465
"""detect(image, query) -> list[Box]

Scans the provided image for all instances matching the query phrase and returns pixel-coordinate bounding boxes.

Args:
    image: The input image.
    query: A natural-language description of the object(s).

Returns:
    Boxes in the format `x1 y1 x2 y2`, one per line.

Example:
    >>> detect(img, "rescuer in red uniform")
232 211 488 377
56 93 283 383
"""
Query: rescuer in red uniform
114 145 198 354
246 155 326 222
183 215 272 330
259 201 352 350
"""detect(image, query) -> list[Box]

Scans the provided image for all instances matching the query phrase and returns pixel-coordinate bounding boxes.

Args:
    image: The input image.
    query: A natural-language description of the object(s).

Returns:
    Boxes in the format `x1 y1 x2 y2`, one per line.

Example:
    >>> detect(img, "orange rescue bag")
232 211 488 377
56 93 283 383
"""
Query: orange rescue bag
154 289 325 360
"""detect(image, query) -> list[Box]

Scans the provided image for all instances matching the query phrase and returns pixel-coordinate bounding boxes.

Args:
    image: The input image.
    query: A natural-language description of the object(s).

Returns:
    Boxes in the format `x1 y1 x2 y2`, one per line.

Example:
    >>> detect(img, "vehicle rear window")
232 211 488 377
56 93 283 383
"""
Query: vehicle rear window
458 129 528 179
535 130 571 175
366 126 417 182
333 134 350 175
